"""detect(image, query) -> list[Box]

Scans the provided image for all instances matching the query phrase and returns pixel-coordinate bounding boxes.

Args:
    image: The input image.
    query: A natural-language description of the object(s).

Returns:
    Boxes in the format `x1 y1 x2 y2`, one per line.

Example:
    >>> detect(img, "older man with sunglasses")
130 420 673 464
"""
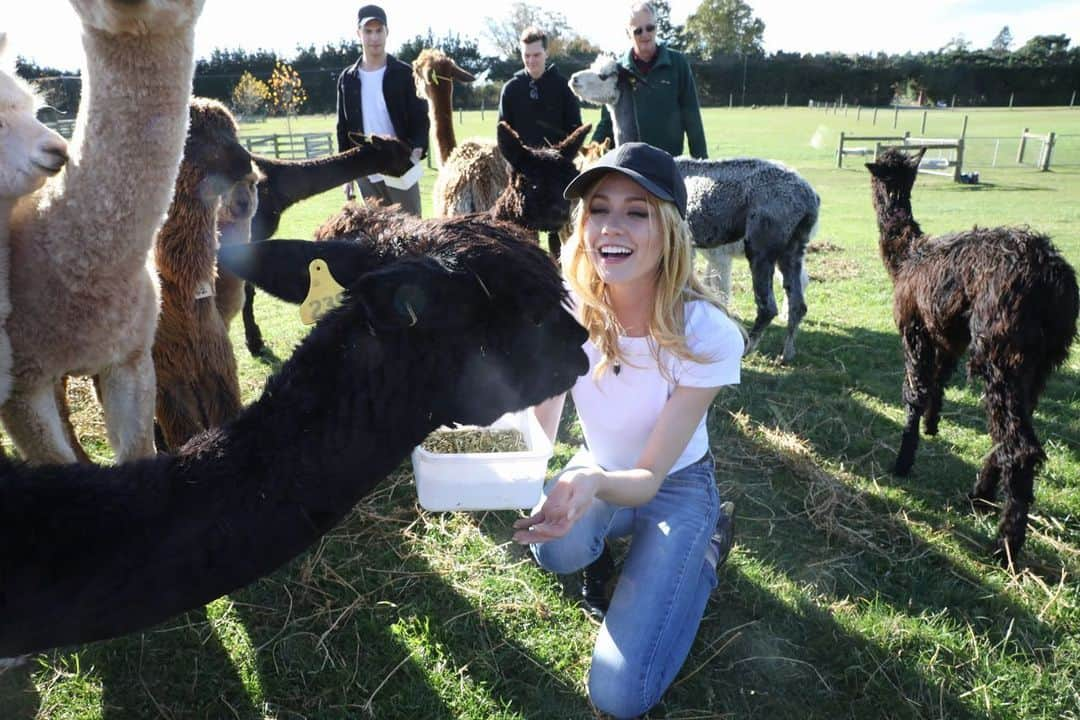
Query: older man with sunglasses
592 1 708 160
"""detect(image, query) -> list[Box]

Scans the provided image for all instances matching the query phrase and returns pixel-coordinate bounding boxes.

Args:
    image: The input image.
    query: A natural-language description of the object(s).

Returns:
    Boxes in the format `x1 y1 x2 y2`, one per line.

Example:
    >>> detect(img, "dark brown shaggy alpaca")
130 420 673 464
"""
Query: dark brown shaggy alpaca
152 98 256 450
866 148 1078 563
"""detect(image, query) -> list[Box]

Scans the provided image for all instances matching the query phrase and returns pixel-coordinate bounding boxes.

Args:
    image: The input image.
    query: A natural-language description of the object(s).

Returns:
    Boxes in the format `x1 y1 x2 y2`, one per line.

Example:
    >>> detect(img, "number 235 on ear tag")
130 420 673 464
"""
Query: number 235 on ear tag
300 259 347 325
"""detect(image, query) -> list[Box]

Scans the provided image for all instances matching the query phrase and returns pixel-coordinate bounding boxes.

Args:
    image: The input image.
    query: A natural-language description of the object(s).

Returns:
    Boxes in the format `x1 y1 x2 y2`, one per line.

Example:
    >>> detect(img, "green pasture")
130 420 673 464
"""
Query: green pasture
3 106 1079 719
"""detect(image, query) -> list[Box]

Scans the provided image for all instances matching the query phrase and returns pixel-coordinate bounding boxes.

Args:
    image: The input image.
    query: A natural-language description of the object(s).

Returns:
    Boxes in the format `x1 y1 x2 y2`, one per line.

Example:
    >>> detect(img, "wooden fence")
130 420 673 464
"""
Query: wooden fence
238 132 334 159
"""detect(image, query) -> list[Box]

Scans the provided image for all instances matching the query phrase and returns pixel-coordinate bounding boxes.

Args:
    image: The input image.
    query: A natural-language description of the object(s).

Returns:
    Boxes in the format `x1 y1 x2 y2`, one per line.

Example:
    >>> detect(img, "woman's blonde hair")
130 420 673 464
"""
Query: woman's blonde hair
562 177 735 380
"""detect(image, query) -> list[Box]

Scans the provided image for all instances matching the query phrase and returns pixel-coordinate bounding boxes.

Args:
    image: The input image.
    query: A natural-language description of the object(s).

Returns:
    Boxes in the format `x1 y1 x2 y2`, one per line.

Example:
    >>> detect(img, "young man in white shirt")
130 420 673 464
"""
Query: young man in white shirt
335 4 429 216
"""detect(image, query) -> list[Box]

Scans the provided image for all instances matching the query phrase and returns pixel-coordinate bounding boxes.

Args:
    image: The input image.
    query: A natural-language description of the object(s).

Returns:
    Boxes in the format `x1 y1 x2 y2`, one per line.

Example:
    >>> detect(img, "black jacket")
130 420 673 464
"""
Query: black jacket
336 53 430 156
497 65 582 148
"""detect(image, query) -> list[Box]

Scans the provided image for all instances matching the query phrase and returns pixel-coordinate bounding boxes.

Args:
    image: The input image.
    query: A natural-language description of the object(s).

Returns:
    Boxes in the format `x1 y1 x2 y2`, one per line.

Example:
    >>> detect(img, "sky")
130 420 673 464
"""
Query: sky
4 0 1079 72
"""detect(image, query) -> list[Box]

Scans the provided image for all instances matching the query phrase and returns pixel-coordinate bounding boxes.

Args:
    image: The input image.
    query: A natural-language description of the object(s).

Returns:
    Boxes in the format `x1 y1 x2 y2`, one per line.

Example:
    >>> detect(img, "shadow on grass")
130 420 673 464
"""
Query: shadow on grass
685 411 1073 717
219 473 591 719
753 320 1080 467
0 663 40 719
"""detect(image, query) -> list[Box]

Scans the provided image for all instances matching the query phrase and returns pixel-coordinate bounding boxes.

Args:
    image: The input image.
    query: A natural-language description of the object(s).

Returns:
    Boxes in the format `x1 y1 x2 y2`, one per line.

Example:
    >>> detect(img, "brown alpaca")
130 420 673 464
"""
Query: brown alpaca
152 98 255 450
411 48 477 166
412 50 510 219
3 0 204 464
866 148 1078 564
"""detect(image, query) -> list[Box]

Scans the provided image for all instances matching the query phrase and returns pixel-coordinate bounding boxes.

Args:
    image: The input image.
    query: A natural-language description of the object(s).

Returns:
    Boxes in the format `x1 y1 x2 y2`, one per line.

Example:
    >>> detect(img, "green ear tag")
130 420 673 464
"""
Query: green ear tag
300 259 347 325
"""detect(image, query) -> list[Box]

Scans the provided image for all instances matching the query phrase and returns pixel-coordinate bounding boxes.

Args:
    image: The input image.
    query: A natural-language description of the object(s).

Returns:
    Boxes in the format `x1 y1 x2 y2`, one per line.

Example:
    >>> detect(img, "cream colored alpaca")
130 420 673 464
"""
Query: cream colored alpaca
0 36 69 410
3 0 205 464
214 173 259 329
411 50 508 217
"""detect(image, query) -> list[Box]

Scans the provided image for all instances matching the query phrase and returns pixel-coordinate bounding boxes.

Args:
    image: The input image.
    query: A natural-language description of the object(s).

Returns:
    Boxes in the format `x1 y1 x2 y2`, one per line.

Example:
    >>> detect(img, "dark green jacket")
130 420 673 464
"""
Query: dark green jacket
593 44 708 159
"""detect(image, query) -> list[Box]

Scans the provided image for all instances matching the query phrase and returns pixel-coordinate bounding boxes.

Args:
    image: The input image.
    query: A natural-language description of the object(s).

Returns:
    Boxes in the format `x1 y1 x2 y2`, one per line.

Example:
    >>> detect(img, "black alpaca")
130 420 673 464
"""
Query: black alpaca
866 149 1078 563
0 227 588 657
315 122 589 252
236 135 414 355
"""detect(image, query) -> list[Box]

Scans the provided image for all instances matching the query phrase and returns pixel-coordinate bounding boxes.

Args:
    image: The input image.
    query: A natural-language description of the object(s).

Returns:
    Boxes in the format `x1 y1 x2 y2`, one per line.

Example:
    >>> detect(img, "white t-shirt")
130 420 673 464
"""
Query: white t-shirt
359 66 395 182
570 300 744 474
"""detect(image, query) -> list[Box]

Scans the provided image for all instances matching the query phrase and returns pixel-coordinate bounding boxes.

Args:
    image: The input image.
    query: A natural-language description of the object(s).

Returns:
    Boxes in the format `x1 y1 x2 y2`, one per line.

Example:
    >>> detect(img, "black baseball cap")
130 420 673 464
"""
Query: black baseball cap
357 4 387 27
564 142 687 218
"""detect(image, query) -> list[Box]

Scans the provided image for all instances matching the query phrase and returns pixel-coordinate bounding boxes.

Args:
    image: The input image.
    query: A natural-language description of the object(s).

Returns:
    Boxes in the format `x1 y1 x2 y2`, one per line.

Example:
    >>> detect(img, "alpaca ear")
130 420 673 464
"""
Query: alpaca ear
557 124 592 160
356 256 482 331
497 122 526 168
911 148 927 166
448 61 475 84
217 240 377 304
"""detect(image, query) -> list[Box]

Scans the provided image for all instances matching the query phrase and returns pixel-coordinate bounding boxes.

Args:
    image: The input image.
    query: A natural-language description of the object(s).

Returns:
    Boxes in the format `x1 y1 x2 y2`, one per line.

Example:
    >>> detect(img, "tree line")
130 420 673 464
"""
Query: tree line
15 0 1080 117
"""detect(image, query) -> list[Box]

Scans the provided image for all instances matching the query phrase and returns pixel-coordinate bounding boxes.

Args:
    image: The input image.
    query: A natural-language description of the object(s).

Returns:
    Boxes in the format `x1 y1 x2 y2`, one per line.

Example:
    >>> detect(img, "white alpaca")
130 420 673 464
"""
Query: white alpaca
0 34 69 409
3 0 205 463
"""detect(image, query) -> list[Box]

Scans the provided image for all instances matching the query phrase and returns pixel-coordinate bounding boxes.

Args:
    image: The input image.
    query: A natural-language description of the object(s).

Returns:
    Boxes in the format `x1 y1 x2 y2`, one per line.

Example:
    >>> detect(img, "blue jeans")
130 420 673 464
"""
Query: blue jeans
530 450 721 719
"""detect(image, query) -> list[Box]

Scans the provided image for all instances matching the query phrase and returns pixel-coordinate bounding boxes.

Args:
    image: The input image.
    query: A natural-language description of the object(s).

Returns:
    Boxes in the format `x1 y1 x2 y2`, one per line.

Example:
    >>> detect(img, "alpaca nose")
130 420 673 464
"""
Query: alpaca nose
36 143 69 174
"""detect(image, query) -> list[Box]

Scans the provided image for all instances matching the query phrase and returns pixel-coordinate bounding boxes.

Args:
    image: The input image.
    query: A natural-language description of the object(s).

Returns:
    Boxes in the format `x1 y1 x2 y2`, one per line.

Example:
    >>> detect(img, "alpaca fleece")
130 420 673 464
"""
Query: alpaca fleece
867 148 1078 563
3 0 205 463
0 221 589 657
0 37 68 410
152 98 256 450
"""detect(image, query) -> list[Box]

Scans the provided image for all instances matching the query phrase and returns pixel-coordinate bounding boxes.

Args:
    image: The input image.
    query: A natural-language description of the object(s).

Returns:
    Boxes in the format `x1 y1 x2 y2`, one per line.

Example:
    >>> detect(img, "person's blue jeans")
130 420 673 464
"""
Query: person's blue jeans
530 449 721 719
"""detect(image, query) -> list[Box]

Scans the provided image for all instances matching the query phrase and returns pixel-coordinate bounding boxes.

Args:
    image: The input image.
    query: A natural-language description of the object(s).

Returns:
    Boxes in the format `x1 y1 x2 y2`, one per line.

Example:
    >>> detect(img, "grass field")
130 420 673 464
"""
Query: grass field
2 106 1079 719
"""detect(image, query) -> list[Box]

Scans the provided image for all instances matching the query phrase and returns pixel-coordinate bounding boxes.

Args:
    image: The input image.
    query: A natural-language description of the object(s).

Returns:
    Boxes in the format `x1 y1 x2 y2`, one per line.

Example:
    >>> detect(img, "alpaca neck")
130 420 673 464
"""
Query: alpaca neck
255 146 389 209
430 88 457 166
609 87 640 146
41 27 196 275
155 187 219 290
0 316 452 656
873 189 923 279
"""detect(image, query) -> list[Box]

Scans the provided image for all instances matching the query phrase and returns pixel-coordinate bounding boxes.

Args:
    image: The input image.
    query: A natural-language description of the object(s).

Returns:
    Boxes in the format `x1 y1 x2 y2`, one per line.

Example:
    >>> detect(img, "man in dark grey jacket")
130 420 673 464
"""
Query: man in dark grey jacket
498 26 582 148
336 4 430 215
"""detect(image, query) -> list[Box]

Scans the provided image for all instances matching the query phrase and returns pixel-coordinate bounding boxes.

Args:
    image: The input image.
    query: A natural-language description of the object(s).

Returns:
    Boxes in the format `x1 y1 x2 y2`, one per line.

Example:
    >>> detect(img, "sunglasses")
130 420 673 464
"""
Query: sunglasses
632 24 656 36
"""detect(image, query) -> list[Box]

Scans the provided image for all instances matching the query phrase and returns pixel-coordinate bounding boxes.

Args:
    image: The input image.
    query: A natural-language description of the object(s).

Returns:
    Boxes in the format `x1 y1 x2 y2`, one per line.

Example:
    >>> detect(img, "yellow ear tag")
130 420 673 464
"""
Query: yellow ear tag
300 259 347 325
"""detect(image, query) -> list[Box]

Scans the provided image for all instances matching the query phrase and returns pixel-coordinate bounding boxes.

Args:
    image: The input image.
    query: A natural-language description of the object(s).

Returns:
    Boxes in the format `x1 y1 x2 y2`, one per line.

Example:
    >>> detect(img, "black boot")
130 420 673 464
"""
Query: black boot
581 542 615 620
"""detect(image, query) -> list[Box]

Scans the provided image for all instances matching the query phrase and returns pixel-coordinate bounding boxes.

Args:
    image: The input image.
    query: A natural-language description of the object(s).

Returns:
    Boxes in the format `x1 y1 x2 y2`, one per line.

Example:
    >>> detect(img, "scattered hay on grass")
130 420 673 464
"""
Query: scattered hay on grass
729 410 916 558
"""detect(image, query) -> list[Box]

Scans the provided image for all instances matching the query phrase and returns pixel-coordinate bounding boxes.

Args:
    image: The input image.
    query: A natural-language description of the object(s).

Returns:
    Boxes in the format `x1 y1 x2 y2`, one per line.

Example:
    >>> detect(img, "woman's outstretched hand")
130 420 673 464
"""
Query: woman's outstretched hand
513 470 599 544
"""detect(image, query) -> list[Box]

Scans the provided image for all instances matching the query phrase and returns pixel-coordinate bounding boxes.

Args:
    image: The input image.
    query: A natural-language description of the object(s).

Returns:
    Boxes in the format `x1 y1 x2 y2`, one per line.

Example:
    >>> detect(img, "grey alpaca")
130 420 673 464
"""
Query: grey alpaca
570 54 820 362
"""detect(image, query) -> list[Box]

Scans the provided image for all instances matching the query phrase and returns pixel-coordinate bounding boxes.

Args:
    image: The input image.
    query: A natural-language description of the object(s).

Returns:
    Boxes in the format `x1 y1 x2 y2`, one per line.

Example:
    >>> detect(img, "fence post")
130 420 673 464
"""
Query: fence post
784 92 788 107
729 92 733 108
459 106 463 124
273 134 281 159
872 107 878 125
893 105 899 128
1071 90 1076 108
1009 92 1015 109
1017 127 1029 164
921 110 927 135
951 93 956 108
1039 132 1056 171
960 114 969 140
856 106 861 122
837 131 845 168
839 93 844 108
953 136 964 182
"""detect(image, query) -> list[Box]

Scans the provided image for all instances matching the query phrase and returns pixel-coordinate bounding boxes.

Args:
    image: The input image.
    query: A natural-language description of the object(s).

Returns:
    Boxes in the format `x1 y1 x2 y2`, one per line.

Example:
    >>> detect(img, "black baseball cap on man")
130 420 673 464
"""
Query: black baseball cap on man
357 4 387 27
563 142 687 218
